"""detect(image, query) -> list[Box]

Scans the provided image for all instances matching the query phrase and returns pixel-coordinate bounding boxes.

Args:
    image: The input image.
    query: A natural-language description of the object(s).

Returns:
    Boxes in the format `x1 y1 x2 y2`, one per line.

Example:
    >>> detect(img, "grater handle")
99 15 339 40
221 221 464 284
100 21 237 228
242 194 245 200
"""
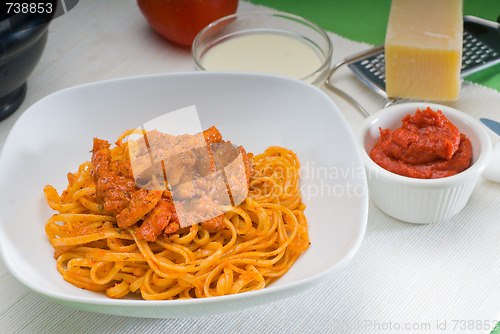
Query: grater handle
325 45 386 117
325 59 370 117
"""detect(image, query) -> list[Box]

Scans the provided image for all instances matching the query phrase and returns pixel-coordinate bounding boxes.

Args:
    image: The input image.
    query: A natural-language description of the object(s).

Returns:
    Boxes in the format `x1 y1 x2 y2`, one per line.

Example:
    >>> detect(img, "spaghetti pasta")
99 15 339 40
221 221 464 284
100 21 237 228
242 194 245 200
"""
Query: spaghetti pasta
44 128 309 300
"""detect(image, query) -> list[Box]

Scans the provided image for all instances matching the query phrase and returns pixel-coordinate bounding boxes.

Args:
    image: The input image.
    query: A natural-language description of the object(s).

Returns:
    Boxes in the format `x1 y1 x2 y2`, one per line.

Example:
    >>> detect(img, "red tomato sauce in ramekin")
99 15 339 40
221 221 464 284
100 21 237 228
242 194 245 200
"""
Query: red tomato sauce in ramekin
369 107 472 179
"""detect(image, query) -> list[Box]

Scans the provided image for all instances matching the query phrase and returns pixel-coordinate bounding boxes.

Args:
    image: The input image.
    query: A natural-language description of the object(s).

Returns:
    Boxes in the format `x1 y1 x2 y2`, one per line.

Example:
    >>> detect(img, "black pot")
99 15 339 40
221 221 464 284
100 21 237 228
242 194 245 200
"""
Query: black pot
0 6 56 121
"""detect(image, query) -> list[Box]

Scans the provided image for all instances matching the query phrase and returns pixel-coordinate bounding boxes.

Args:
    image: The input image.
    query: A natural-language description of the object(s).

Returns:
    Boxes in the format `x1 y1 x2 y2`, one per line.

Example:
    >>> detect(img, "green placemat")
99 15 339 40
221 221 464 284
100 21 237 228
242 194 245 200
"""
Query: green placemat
249 0 500 92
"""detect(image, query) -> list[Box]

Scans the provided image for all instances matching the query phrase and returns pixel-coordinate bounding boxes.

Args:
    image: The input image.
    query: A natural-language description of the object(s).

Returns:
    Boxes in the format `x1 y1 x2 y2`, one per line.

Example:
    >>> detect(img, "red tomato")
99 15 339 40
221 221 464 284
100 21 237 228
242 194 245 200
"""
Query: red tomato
137 0 239 47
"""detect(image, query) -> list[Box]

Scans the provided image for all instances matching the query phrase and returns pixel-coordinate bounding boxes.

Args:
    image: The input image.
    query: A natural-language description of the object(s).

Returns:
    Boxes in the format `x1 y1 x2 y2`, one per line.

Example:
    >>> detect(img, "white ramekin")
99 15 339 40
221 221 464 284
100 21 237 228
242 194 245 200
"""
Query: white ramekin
358 102 492 223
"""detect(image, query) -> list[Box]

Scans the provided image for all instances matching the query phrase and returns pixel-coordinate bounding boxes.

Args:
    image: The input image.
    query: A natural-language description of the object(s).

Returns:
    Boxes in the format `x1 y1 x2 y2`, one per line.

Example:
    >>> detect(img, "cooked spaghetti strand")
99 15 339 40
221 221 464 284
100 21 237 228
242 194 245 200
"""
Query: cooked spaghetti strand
44 129 309 300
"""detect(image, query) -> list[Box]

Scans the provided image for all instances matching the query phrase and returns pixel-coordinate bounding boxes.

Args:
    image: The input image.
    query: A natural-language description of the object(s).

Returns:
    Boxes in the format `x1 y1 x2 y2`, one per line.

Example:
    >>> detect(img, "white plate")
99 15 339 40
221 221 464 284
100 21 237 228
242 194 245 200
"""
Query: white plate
0 72 367 318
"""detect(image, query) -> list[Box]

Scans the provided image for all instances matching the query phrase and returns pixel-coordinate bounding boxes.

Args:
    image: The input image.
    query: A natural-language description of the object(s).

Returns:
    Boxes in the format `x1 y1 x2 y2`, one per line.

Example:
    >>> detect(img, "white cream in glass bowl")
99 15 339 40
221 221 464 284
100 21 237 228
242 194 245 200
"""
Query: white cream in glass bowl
192 11 332 85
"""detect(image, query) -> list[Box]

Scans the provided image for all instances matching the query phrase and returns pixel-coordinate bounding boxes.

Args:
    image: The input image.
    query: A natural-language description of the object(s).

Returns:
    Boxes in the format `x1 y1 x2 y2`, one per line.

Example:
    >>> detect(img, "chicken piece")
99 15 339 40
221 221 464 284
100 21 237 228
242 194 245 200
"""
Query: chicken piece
136 197 180 241
91 138 112 178
110 159 134 179
116 189 162 228
91 138 136 215
96 170 136 215
201 214 225 232
203 126 223 144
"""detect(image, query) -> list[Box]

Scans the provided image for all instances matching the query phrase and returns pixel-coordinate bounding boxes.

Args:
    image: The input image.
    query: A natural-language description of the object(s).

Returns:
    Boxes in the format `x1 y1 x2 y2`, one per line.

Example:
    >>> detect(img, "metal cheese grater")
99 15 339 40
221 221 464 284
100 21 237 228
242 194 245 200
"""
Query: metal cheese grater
325 15 500 117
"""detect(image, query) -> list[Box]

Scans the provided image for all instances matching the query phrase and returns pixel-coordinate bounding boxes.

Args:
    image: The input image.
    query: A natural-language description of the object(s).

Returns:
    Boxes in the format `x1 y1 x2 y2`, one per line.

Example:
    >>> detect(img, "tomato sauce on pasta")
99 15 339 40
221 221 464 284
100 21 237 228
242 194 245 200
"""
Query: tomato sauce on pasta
44 127 309 300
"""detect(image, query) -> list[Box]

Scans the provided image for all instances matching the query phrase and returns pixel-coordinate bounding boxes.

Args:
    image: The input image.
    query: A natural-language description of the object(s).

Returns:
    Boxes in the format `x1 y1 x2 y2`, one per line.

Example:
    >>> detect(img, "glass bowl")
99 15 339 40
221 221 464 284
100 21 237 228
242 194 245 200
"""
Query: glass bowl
192 11 332 85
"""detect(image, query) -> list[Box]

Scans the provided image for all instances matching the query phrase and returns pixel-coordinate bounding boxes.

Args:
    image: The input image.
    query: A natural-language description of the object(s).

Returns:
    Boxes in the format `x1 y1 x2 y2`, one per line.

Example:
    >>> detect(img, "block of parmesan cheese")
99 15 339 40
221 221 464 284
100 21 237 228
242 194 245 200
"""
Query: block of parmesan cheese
385 0 463 101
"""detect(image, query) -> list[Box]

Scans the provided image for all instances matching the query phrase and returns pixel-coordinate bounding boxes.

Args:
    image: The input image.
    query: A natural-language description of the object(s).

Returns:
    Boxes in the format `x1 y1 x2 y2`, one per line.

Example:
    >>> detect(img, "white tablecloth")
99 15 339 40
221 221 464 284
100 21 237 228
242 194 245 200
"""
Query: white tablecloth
0 1 499 333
